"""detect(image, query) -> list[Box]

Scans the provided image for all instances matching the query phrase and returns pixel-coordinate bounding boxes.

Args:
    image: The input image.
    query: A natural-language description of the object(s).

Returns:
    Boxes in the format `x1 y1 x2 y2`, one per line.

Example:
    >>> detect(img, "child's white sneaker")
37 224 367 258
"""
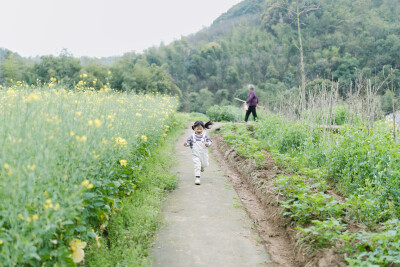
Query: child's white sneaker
195 177 201 185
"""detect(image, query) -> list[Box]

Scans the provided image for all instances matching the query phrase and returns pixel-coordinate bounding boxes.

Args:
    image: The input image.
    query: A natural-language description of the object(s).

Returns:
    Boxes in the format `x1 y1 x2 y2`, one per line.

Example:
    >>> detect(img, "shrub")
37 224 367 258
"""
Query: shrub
206 105 241 122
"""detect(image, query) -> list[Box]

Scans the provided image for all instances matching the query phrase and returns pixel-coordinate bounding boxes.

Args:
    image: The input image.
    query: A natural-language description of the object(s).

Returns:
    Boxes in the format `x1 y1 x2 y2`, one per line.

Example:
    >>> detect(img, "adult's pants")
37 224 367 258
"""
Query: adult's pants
245 106 257 121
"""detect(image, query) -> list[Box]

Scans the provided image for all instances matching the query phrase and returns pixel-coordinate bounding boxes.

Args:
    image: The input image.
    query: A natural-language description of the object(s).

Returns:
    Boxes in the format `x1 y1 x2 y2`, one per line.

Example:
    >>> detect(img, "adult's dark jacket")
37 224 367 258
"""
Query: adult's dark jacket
246 90 258 106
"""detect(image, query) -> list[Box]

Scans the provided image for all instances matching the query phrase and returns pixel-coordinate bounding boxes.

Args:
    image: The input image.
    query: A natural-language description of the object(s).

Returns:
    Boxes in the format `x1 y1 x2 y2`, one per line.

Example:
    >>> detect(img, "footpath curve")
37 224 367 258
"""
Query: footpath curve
151 125 272 267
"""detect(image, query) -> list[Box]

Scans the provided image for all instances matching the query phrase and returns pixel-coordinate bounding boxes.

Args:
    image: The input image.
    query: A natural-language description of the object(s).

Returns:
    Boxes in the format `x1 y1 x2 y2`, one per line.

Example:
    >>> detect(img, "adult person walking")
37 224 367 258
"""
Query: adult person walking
245 84 258 122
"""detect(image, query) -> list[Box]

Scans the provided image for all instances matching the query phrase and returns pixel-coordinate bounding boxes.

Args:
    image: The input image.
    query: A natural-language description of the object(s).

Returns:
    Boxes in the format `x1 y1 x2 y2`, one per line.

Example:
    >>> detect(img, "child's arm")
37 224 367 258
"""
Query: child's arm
184 135 193 147
204 135 212 147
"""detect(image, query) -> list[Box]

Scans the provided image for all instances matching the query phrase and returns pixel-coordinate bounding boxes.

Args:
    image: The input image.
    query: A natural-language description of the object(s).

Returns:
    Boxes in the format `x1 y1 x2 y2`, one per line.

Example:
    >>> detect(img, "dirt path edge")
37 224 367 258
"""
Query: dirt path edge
212 132 345 267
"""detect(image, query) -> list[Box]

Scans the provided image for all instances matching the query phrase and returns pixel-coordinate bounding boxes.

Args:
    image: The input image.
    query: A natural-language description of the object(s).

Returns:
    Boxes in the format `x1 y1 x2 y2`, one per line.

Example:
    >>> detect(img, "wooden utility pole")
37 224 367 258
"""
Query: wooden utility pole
297 0 306 111
391 68 397 143
269 1 319 111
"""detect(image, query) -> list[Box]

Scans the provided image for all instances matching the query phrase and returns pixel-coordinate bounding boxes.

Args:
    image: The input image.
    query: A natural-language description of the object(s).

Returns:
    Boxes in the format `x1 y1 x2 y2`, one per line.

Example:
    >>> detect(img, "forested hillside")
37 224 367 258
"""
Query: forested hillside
150 0 400 111
1 0 399 112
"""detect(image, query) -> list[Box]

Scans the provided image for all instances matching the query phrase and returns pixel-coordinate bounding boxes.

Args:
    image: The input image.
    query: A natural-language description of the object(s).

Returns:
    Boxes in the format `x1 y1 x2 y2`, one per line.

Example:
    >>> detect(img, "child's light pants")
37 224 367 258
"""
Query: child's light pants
192 140 209 177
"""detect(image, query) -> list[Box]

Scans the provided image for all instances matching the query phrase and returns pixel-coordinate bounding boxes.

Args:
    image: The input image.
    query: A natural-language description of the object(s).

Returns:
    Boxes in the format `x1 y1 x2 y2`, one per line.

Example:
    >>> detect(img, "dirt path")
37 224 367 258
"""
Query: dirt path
151 126 272 267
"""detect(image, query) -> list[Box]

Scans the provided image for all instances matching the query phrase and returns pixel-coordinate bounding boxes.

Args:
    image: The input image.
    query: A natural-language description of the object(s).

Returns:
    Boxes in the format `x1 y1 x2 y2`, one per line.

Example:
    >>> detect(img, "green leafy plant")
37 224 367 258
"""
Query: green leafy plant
206 105 241 122
220 124 266 168
296 218 347 248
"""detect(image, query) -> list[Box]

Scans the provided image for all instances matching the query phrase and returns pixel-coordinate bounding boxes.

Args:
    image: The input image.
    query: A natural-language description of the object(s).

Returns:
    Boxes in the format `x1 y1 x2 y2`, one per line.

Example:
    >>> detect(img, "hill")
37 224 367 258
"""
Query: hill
149 0 400 111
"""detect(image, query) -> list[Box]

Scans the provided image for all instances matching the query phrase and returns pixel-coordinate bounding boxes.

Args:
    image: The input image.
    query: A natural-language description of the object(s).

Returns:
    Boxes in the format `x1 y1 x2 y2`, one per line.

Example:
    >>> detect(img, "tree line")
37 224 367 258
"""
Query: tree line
1 0 399 112
0 48 181 97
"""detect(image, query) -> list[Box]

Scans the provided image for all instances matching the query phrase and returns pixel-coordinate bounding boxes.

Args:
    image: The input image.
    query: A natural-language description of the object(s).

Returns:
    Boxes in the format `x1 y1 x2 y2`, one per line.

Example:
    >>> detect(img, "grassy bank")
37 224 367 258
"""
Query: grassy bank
85 113 189 266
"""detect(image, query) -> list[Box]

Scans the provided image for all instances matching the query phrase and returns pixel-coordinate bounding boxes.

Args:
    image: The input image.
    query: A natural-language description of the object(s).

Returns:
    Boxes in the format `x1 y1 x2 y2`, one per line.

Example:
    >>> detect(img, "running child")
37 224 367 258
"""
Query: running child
184 121 213 185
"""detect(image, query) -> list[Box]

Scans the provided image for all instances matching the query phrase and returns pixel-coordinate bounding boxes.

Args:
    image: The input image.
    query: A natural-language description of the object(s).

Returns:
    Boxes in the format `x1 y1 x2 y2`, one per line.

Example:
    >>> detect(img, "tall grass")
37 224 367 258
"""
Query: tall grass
0 84 179 266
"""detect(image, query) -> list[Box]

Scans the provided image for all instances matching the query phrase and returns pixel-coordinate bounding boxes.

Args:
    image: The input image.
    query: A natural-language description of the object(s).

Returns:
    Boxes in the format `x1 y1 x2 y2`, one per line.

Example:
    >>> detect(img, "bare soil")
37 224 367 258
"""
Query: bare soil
212 131 346 267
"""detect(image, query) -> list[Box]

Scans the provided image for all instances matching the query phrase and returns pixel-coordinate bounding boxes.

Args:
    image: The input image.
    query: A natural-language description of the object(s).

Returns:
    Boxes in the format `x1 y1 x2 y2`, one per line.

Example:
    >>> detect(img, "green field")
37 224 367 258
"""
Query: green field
220 113 400 266
0 83 180 265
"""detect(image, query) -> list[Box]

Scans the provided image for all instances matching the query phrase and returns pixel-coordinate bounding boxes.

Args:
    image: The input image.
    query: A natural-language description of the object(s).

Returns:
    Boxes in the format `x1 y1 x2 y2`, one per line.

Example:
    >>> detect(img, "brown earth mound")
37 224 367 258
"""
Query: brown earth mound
212 132 345 267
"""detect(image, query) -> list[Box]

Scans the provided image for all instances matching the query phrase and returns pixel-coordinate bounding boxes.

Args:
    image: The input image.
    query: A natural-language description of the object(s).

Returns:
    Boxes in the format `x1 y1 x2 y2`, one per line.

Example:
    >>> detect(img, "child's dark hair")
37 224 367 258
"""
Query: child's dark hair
192 121 213 130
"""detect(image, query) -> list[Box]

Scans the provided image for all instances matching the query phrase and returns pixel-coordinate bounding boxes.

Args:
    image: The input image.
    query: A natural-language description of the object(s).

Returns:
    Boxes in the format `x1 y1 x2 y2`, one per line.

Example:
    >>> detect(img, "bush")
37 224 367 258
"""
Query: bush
206 105 241 122
188 112 209 122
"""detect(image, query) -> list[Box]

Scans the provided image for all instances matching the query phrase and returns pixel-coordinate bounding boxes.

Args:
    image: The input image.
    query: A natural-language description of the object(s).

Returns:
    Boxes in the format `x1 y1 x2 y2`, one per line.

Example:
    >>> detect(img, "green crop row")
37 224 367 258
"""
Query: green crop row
0 84 179 266
275 173 400 266
254 114 400 265
220 124 266 168
255 114 400 215
220 116 400 265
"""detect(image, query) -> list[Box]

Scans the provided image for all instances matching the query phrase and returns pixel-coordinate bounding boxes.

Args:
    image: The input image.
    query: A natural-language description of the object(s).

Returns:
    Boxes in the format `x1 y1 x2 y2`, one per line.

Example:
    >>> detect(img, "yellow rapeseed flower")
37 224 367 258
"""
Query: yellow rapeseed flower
3 163 12 176
136 113 142 117
92 151 100 159
69 239 86 263
141 135 147 142
54 203 60 211
94 119 102 127
95 235 101 248
26 93 40 102
70 131 75 137
27 164 36 171
87 183 94 189
81 180 90 187
88 120 93 126
119 160 127 167
76 136 87 142
114 137 127 147
44 198 53 210
18 214 23 220
32 214 39 220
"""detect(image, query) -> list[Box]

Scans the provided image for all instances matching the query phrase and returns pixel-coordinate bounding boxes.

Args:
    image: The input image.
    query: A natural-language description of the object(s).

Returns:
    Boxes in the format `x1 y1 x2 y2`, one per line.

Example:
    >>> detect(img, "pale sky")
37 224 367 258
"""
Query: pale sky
0 0 243 58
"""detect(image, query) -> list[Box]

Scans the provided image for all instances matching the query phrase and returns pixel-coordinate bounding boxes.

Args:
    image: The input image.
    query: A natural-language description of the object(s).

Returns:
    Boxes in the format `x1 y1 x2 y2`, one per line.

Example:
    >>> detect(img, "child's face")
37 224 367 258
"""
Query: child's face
194 125 204 135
